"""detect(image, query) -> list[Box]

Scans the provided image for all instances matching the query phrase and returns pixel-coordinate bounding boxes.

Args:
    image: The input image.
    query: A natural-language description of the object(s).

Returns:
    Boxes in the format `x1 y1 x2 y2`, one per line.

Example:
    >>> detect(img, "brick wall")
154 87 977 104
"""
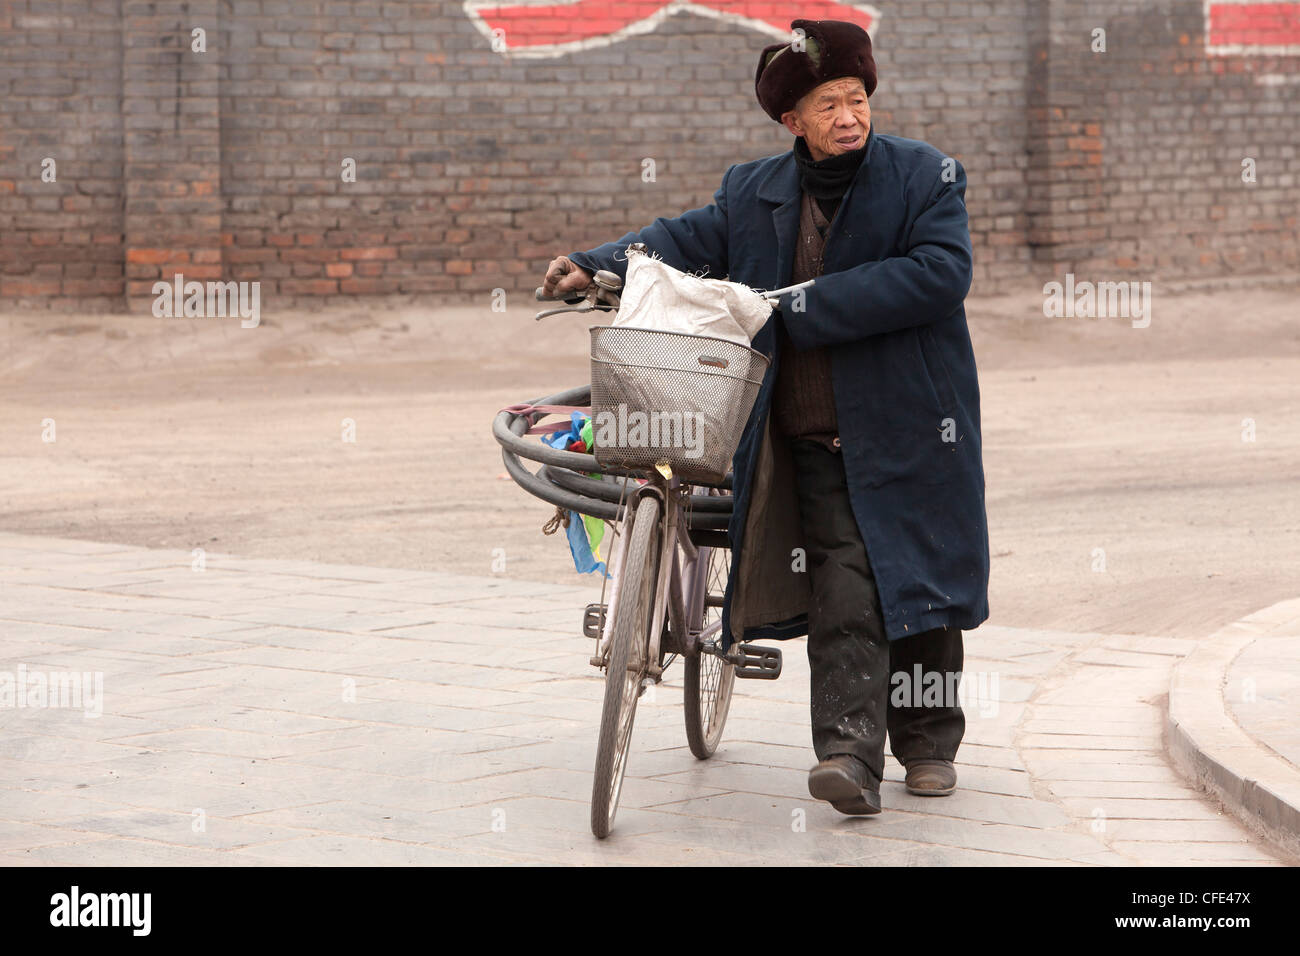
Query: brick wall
124 1 224 303
0 0 1297 311
1027 0 1300 277
0 1 125 308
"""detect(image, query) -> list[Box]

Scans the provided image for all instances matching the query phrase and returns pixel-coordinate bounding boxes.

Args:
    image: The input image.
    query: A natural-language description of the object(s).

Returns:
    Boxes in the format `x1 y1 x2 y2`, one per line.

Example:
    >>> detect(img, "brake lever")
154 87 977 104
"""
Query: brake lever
534 269 622 320
535 299 614 321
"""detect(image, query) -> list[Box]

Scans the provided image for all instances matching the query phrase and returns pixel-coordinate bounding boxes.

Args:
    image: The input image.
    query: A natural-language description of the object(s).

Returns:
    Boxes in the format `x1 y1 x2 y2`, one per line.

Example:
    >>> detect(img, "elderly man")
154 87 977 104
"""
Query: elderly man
543 19 989 816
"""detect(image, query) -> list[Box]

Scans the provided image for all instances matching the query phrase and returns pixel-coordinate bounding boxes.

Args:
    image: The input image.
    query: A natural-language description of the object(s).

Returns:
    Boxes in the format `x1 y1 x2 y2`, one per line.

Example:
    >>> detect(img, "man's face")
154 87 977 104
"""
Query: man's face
780 77 871 161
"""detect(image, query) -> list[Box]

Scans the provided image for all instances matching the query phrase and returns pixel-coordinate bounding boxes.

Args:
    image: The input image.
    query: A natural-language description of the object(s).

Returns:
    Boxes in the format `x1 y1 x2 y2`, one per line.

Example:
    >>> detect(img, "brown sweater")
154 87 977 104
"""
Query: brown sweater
772 191 838 448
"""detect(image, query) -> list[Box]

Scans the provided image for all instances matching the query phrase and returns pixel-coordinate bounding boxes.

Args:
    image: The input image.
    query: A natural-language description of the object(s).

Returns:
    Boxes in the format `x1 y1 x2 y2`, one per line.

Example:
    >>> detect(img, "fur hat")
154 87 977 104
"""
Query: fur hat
755 19 877 122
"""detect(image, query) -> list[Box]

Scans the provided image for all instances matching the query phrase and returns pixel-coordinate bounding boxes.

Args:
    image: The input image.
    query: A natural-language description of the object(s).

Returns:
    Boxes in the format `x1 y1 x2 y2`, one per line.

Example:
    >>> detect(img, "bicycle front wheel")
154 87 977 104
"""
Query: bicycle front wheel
590 494 661 839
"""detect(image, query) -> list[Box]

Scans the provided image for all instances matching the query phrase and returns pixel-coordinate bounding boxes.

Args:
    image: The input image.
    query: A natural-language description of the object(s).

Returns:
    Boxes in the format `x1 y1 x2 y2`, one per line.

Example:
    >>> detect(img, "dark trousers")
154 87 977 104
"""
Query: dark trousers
790 438 965 787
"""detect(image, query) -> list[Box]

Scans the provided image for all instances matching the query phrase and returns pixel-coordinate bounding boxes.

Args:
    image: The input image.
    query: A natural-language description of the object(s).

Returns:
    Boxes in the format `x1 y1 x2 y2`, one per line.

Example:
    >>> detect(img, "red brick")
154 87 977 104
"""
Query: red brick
127 248 186 265
1 279 61 296
280 248 337 263
340 247 398 261
62 279 124 296
340 278 400 294
280 279 337 295
226 248 278 264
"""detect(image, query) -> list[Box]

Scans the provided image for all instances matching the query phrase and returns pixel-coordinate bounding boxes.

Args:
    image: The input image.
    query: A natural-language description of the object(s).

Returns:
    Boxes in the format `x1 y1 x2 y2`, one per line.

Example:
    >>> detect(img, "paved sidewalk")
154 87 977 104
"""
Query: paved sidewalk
0 533 1285 865
1228 605 1300 772
1167 600 1300 856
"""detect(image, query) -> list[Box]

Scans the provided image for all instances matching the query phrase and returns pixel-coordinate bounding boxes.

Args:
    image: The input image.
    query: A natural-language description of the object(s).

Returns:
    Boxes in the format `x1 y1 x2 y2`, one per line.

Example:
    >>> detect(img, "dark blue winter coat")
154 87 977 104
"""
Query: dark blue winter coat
568 129 990 647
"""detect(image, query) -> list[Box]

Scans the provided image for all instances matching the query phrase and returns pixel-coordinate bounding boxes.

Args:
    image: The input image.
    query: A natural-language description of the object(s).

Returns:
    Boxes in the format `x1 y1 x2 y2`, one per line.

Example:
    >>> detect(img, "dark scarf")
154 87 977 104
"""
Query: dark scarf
794 133 868 224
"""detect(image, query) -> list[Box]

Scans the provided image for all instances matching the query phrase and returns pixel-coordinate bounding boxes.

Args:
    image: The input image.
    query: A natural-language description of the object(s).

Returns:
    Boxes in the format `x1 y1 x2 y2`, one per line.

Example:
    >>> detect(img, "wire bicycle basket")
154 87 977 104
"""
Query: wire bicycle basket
589 325 770 484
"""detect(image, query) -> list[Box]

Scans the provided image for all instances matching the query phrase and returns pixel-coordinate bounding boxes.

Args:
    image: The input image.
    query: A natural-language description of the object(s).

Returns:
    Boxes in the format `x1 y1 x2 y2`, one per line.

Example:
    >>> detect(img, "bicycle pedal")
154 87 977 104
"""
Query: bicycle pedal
582 603 607 639
732 643 782 680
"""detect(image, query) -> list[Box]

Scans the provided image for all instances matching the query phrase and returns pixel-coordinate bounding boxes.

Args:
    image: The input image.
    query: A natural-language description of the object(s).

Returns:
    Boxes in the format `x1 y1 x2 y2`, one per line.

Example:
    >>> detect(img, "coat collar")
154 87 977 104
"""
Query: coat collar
757 127 878 205
759 128 877 286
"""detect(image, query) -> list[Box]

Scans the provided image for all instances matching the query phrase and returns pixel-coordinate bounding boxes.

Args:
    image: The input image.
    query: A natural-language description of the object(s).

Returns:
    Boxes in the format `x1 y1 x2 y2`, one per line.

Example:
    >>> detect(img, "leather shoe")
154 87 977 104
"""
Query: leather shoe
904 758 957 796
808 754 881 815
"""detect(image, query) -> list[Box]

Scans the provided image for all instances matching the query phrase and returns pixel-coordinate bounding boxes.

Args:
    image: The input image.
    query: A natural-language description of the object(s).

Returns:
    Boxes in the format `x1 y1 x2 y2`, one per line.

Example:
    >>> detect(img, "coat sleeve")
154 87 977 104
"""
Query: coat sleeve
566 166 731 283
780 159 973 350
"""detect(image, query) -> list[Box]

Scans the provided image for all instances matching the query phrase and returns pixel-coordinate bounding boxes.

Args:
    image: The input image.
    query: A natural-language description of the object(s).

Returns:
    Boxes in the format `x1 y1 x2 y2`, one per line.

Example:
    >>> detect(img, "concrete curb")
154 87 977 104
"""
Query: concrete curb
1166 601 1300 862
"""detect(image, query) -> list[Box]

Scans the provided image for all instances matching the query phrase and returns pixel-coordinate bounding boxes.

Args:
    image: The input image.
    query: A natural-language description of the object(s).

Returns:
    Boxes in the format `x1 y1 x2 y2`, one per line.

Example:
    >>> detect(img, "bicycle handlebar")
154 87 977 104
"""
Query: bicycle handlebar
536 236 814 318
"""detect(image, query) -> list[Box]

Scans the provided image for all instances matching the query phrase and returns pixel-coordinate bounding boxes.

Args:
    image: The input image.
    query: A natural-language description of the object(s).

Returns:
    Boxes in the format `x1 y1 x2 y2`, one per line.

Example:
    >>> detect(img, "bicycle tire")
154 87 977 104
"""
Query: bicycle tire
590 494 661 839
683 542 736 758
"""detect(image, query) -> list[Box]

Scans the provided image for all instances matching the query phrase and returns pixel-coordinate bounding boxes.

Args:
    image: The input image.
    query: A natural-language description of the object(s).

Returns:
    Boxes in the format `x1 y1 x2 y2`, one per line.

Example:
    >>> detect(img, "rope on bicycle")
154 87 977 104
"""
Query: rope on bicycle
542 505 570 535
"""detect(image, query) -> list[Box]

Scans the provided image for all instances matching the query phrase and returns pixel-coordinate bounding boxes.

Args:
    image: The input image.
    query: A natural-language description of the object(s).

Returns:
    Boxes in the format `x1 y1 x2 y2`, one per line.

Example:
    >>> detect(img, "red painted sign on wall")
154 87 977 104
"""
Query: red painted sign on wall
1206 0 1300 54
465 1 1299 59
465 0 880 57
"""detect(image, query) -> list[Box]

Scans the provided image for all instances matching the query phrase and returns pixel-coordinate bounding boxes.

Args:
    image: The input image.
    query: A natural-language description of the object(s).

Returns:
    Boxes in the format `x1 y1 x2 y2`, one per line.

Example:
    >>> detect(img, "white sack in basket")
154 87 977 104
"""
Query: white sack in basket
612 247 773 345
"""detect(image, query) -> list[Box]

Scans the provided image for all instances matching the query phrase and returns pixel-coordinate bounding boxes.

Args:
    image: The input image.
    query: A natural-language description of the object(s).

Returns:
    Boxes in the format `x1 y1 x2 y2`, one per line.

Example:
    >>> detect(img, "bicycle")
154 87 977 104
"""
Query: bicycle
493 257 809 838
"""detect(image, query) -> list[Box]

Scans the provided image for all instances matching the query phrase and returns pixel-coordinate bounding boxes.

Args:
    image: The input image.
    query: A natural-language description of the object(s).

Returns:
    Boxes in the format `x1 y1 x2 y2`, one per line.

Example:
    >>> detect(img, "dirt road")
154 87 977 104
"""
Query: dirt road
2 282 1298 640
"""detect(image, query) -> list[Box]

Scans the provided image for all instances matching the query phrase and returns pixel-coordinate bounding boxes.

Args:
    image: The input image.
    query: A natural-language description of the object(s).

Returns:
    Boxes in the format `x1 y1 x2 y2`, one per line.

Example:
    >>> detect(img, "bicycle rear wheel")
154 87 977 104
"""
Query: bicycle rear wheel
683 542 736 758
590 494 661 839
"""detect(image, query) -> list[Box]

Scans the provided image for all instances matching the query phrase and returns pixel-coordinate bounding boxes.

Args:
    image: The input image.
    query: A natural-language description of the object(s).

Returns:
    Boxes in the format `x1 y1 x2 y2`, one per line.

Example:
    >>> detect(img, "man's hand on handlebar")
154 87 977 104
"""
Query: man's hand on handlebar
542 256 593 300
534 258 622 320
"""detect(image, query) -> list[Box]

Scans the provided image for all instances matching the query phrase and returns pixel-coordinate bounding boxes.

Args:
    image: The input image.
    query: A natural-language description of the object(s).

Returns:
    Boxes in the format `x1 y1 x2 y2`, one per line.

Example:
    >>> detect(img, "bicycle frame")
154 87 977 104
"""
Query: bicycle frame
591 476 699 680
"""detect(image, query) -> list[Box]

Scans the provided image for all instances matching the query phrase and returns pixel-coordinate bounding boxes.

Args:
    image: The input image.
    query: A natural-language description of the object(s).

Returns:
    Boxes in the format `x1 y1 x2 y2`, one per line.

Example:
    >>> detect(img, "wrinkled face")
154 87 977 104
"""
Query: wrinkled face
780 77 871 161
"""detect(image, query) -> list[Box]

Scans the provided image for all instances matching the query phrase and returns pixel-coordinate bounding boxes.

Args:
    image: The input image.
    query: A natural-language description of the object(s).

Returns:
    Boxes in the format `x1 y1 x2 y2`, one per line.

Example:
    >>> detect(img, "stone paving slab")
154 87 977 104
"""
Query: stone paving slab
0 532 1287 866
